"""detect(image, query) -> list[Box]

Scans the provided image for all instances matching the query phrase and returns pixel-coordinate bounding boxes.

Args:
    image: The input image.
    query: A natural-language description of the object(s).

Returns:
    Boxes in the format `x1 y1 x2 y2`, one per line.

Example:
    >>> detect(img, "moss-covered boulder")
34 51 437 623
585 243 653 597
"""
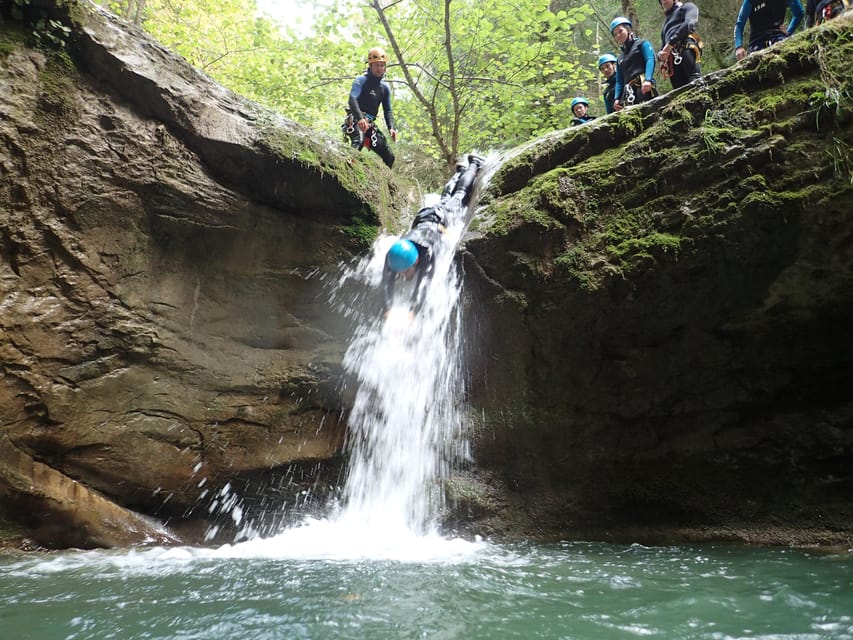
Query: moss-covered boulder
458 16 853 546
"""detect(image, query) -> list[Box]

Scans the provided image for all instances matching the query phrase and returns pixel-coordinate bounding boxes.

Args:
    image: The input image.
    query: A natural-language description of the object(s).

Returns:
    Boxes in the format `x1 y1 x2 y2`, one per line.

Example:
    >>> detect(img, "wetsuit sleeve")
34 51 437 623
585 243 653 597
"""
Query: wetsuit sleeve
669 4 699 45
614 66 624 104
734 0 752 49
381 81 396 131
604 77 616 114
641 40 656 81
348 76 366 121
786 0 804 34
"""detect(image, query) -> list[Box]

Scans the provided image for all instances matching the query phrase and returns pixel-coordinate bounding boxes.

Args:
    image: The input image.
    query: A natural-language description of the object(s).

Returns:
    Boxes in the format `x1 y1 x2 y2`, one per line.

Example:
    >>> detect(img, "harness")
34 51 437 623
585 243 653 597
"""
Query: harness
816 0 851 23
413 207 448 230
623 74 659 104
342 110 379 148
660 33 703 79
748 31 787 53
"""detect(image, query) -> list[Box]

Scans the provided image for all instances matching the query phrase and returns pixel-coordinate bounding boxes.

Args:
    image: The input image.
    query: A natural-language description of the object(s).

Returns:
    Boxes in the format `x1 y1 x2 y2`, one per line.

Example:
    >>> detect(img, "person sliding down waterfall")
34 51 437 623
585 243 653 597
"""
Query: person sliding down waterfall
381 154 484 318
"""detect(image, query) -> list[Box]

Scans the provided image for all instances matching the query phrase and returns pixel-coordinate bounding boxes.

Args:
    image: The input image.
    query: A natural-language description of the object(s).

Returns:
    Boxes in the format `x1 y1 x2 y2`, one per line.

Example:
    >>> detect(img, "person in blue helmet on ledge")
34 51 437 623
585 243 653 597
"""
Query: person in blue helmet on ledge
598 53 618 114
610 16 658 111
570 97 596 126
381 155 484 317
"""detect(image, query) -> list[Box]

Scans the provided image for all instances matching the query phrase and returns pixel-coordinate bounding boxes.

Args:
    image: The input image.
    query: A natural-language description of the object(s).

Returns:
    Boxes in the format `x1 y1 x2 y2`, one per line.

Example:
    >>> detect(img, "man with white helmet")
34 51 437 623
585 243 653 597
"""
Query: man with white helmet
344 46 399 168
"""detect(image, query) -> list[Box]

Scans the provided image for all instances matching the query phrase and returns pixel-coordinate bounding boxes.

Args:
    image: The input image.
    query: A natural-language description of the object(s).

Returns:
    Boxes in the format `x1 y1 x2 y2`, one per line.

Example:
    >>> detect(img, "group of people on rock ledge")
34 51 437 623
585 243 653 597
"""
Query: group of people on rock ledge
569 0 847 126
343 0 847 164
344 0 847 318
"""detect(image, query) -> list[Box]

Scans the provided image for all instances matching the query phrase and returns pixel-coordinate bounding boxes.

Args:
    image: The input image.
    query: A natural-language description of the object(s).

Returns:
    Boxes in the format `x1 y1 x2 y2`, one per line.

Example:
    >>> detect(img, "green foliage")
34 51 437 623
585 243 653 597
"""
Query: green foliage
605 231 681 263
554 246 597 290
366 0 597 164
829 137 853 185
701 109 728 153
94 0 601 168
87 0 788 167
5 0 73 49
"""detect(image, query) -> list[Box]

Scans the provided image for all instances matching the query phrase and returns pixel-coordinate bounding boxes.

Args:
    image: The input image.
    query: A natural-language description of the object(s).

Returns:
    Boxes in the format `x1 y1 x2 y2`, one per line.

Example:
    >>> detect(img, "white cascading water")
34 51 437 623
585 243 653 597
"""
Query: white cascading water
206 156 495 561
337 221 467 537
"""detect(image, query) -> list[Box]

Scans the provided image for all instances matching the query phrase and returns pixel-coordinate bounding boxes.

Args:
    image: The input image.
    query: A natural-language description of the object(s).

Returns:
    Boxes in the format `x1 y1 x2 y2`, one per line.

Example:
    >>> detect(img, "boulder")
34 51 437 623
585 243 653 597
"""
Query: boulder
456 16 853 545
0 1 405 548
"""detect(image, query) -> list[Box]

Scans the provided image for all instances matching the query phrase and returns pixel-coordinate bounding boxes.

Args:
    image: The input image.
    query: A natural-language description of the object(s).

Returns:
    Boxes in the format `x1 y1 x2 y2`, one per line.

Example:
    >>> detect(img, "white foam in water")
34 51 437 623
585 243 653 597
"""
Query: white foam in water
209 518 485 562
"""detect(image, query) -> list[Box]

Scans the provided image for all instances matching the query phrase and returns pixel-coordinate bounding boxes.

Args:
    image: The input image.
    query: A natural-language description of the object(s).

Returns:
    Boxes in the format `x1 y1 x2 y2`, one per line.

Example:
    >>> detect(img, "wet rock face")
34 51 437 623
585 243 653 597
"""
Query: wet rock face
2 3 851 551
458 17 853 544
0 6 402 548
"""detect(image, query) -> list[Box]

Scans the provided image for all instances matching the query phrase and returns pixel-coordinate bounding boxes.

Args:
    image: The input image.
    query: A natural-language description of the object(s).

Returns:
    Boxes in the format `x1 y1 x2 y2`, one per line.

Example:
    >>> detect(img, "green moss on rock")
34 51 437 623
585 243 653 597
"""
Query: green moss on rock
475 14 853 289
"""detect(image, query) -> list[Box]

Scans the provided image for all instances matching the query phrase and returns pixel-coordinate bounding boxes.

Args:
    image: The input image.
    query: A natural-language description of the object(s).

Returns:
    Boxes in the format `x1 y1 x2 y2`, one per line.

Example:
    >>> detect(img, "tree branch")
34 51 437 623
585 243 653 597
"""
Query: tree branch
370 0 453 163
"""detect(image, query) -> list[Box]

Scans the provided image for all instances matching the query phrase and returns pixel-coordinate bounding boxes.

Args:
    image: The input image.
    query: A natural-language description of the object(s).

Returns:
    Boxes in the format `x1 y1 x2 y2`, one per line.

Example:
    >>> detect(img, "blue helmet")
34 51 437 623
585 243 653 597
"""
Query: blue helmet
597 53 617 68
571 97 589 110
610 16 632 34
387 238 418 271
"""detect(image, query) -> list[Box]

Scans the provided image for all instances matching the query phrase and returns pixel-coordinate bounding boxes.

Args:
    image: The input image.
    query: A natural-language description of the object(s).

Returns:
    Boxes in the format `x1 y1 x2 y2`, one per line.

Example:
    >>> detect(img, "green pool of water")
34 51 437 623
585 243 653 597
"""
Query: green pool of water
1 539 850 639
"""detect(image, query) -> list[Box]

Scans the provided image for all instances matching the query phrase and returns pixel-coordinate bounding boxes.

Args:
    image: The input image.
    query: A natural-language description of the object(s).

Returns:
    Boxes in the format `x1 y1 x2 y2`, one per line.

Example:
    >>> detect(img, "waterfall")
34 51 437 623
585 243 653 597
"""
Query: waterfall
327 156 494 540
337 233 466 535
221 157 493 559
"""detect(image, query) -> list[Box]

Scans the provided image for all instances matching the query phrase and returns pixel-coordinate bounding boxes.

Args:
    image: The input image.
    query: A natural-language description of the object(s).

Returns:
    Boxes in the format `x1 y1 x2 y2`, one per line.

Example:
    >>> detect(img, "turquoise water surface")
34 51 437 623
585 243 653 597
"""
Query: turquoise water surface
1 538 850 640
5 158 850 639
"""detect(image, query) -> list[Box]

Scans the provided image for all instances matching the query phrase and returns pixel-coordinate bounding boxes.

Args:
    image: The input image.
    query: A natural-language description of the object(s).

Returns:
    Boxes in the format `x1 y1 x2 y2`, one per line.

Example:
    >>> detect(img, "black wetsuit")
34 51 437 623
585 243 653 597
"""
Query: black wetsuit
602 75 617 114
381 158 483 313
734 0 804 53
615 36 658 106
346 70 396 168
661 1 702 89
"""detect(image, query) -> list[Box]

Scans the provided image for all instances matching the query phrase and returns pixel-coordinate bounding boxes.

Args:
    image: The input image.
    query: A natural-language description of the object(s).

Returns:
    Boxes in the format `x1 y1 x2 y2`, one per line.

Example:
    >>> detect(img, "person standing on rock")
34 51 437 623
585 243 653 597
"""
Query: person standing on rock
382 155 484 318
657 0 703 90
343 46 398 168
611 17 658 112
733 0 804 61
598 53 618 114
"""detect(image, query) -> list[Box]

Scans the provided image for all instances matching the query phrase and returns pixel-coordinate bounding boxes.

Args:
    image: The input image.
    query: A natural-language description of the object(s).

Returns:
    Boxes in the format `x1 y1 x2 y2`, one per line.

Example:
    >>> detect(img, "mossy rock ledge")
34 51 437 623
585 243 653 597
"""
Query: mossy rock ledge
454 15 853 547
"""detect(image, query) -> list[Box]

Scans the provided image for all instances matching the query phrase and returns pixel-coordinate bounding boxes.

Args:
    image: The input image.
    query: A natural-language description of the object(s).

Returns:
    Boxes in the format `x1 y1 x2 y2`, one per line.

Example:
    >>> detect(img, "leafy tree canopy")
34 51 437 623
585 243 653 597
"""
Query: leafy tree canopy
98 0 754 171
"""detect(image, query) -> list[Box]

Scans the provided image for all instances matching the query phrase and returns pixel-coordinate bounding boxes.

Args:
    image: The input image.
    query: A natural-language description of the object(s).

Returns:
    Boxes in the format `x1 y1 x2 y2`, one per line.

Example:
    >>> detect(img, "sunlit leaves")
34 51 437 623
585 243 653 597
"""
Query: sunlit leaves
97 0 597 163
